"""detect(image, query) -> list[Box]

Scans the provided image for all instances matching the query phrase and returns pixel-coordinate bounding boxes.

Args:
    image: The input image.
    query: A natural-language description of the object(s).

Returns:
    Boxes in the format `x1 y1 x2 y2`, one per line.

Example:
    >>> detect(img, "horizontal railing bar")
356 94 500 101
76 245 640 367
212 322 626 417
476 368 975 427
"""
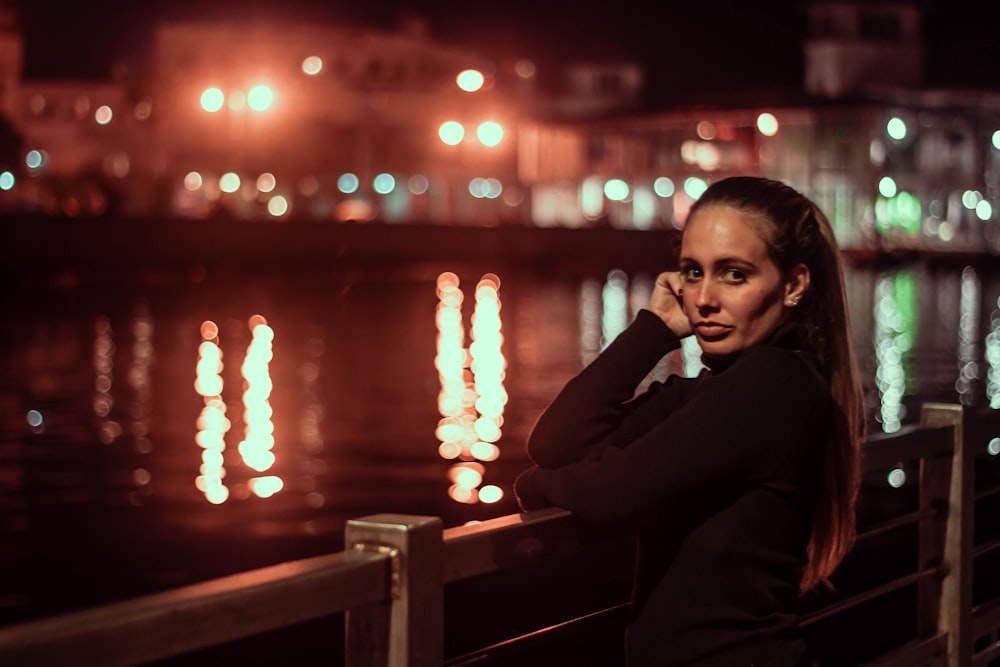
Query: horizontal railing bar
973 643 1000 667
975 482 1000 502
861 424 955 472
857 634 947 667
443 507 615 583
801 567 940 627
444 602 630 667
973 536 1000 559
856 507 941 542
0 549 391 667
972 594 1000 638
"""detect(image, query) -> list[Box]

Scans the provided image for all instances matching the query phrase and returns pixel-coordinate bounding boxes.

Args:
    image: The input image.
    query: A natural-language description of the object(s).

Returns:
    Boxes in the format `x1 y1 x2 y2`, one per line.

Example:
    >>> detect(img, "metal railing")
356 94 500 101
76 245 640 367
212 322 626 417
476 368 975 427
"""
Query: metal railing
0 403 997 666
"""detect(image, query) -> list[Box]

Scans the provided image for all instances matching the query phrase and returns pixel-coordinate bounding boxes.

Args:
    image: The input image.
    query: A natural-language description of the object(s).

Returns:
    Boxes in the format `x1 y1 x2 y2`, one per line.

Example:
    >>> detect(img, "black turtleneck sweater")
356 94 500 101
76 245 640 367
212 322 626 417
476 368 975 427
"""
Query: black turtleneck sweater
515 309 832 666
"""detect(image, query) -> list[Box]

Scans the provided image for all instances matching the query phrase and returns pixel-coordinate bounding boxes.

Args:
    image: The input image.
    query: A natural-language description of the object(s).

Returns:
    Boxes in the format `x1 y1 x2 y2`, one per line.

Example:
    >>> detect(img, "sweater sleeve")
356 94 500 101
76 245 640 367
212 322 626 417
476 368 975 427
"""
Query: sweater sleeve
527 344 832 523
526 309 682 469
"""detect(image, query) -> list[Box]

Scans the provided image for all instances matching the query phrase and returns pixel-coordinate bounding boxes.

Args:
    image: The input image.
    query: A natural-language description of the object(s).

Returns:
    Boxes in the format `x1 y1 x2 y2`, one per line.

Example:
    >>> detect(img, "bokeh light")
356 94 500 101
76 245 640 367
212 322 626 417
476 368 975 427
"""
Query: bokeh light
408 174 430 195
756 112 779 136
879 176 898 198
886 117 907 141
976 200 993 221
477 121 503 147
337 172 360 194
94 105 113 125
887 467 906 488
439 121 464 146
302 56 323 75
200 87 224 112
184 171 203 191
683 176 708 200
25 149 44 170
653 177 675 198
267 195 289 217
247 85 273 112
219 172 241 194
435 272 507 503
456 69 485 92
26 409 43 428
373 172 396 194
256 172 276 193
514 59 536 78
604 178 629 201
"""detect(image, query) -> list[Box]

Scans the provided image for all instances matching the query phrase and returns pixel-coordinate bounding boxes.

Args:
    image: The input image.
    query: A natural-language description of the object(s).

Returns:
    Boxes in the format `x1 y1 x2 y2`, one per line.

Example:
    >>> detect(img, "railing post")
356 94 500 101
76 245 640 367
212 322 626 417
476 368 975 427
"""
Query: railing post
345 514 443 667
921 403 972 667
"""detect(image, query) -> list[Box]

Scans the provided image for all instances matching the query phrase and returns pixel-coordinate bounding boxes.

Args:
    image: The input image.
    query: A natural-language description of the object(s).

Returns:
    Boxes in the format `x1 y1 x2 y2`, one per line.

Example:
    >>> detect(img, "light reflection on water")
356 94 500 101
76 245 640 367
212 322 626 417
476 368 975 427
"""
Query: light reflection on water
433 272 507 505
1 259 998 623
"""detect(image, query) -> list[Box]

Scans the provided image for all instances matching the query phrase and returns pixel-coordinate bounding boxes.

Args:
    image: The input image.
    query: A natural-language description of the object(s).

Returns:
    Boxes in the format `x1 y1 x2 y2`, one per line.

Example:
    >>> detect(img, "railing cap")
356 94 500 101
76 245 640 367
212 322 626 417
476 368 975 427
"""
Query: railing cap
348 514 442 531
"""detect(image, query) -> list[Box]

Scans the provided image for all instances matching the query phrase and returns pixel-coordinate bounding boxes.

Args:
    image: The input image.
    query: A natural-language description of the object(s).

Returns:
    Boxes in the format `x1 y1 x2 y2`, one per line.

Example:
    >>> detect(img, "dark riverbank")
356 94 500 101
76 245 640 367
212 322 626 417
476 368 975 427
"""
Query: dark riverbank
3 214 996 275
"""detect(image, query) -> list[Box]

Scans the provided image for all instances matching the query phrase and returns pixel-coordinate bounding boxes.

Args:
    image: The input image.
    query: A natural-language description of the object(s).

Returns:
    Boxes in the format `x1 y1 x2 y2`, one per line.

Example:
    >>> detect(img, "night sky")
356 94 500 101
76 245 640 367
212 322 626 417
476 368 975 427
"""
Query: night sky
12 0 1000 106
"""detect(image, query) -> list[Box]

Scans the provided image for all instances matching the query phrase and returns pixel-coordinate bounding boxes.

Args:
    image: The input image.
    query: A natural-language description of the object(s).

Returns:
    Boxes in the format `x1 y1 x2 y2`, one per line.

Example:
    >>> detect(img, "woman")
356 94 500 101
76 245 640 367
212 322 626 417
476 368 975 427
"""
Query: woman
515 176 863 666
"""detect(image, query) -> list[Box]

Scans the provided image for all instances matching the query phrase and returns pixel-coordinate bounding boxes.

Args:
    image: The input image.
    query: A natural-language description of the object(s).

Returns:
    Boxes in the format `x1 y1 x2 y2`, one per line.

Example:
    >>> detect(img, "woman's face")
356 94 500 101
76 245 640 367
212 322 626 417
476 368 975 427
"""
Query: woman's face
679 204 806 360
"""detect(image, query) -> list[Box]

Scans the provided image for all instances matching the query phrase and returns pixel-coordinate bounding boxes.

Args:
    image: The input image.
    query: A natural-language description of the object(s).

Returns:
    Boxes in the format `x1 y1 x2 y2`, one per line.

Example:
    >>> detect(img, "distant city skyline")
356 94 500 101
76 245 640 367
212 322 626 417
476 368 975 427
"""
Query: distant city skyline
11 0 1000 106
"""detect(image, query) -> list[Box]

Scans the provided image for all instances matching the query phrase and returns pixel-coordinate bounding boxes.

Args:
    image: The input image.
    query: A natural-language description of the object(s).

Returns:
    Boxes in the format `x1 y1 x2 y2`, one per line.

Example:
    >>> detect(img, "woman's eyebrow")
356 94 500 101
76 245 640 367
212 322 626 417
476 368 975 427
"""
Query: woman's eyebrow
681 255 756 268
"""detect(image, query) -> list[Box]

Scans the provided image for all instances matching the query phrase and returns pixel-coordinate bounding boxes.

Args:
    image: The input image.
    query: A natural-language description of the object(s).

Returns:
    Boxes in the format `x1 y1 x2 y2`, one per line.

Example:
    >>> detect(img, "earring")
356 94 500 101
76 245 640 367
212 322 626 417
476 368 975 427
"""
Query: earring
786 296 800 306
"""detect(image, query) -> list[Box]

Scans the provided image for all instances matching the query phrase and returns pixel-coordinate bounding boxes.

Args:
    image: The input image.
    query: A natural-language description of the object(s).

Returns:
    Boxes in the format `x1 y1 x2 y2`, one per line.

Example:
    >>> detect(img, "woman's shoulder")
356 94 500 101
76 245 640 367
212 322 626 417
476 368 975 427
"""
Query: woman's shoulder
726 340 829 398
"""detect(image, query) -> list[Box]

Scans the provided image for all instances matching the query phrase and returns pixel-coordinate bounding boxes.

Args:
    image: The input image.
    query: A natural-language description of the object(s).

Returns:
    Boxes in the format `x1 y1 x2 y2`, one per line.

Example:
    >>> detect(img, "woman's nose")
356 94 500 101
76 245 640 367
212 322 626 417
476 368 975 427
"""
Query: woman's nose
695 282 719 309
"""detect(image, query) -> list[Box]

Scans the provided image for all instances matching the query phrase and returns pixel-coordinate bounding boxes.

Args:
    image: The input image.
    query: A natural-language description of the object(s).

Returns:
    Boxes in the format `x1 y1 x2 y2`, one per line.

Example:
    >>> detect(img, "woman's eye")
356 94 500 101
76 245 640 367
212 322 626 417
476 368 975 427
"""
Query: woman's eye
681 267 701 281
723 269 747 282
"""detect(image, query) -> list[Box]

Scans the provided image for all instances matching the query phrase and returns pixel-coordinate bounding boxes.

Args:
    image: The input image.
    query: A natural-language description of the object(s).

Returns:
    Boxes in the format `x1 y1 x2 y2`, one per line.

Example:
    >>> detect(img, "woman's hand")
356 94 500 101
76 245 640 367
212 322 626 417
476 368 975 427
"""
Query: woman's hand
648 271 692 338
514 467 549 511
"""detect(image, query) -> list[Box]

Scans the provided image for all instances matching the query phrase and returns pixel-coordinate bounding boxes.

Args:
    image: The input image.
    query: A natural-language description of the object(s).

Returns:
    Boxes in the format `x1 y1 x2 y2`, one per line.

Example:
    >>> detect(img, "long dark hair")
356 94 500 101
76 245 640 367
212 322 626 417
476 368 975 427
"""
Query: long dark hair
687 176 864 592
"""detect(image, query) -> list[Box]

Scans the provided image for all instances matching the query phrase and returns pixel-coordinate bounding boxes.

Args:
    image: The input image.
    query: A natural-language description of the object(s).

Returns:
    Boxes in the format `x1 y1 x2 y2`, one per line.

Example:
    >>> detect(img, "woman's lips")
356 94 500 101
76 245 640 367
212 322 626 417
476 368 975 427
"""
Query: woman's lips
694 322 731 339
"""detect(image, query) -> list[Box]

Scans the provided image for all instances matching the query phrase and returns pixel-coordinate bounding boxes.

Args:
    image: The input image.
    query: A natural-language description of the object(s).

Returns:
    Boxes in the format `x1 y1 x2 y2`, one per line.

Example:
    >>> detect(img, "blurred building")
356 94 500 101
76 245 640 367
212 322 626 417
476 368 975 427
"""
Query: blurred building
0 1 997 253
522 0 999 253
0 9 641 225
